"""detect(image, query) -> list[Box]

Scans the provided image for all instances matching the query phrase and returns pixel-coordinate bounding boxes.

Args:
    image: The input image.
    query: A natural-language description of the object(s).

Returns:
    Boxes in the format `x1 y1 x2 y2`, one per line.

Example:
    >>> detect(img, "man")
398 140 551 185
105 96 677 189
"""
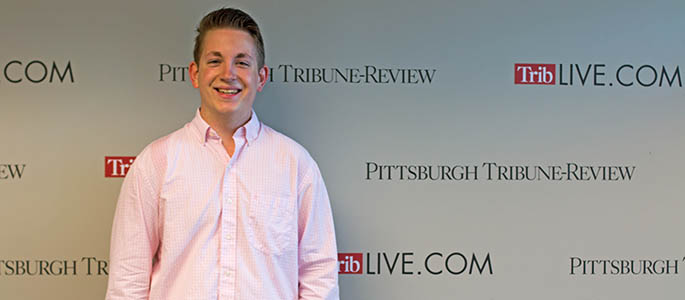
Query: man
106 8 339 300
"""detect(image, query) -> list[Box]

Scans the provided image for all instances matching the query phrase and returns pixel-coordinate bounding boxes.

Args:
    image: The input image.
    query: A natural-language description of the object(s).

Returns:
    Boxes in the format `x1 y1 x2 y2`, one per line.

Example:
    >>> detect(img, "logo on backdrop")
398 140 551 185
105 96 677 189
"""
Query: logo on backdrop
159 63 437 84
569 256 683 276
269 65 436 84
0 257 108 276
0 164 26 180
365 162 636 181
338 252 492 276
159 64 189 82
514 63 681 87
105 156 136 178
1 60 74 84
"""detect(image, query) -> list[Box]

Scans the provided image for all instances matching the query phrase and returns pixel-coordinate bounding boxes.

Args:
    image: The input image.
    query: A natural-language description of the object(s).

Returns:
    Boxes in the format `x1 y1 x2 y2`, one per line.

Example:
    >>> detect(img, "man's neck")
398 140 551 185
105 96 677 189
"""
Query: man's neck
199 109 251 156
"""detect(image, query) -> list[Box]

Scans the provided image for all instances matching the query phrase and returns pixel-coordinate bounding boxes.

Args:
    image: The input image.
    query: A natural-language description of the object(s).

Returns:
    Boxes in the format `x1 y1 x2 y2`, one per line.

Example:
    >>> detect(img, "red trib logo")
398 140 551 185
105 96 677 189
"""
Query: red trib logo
515 63 555 84
338 253 363 274
105 156 136 178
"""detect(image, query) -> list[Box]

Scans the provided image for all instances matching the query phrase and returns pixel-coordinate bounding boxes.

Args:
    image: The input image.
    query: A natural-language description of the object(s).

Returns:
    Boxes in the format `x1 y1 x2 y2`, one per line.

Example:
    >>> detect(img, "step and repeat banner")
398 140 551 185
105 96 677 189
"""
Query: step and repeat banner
1 0 684 299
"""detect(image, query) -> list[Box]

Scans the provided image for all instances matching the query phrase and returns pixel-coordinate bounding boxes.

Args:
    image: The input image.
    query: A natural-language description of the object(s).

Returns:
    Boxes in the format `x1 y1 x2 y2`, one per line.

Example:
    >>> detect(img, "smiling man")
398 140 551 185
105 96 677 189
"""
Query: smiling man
106 8 339 300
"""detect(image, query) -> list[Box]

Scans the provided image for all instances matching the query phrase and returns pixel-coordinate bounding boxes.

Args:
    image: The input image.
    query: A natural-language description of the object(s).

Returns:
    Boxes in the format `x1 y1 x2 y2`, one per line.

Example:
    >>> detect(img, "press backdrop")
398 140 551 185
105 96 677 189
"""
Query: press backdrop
1 0 684 299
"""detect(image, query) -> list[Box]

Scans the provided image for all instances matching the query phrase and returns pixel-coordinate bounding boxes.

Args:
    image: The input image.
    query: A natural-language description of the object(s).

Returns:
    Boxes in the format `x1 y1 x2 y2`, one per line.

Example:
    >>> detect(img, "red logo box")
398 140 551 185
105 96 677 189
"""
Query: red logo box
514 63 555 84
105 156 136 178
338 253 363 274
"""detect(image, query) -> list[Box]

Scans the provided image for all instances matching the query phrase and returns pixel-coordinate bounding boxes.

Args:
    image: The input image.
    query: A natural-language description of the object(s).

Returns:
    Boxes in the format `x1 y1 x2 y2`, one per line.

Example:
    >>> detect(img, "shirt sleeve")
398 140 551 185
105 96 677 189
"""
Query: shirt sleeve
106 156 160 300
297 163 340 300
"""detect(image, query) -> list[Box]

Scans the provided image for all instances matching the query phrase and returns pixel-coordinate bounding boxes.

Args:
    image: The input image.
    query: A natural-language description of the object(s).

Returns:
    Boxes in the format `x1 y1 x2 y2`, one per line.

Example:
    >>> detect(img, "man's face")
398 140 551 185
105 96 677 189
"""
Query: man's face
189 28 268 123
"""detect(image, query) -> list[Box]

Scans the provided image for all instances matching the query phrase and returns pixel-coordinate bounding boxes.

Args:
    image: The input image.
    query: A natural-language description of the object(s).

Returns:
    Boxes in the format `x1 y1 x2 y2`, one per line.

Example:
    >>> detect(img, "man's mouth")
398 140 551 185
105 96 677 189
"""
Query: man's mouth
215 88 241 95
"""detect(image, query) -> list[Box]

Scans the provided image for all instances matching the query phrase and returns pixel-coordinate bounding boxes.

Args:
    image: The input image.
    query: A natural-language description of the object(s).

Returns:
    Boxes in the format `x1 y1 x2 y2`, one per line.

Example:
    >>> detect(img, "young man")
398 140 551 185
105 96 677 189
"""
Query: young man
106 8 339 300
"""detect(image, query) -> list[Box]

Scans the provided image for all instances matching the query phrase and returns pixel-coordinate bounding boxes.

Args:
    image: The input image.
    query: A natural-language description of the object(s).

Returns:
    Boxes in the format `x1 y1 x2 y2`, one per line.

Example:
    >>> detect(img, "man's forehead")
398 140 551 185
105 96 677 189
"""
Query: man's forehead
202 28 257 57
205 50 254 60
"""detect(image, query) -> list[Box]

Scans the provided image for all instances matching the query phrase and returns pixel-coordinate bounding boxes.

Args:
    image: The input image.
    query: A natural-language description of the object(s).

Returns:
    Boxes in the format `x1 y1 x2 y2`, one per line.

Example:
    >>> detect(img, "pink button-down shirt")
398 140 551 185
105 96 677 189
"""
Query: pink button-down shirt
106 110 339 300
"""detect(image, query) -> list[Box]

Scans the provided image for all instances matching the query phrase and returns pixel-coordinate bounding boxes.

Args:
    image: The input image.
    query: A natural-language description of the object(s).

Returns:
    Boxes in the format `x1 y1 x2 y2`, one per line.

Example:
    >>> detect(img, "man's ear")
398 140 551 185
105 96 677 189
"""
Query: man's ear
257 65 269 92
189 61 199 88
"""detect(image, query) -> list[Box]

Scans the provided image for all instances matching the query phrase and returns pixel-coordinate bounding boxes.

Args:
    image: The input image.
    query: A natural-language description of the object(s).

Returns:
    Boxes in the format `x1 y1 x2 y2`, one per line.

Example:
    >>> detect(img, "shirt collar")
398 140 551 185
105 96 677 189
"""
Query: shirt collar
190 108 261 146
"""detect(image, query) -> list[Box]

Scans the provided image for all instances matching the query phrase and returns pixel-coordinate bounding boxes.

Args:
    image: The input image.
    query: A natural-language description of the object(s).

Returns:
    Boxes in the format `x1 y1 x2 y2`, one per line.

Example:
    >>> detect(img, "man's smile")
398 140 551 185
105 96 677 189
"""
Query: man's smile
214 87 242 96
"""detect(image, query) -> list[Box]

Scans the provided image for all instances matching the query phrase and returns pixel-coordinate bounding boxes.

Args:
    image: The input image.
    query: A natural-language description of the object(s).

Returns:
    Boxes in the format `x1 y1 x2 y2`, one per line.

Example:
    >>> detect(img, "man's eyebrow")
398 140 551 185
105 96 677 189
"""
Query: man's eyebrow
206 51 223 58
236 52 254 60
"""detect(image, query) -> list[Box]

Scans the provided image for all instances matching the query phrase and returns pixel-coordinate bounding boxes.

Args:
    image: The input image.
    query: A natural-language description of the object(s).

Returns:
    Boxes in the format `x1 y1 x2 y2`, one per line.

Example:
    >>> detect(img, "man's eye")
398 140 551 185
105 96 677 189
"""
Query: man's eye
208 60 220 64
237 61 250 67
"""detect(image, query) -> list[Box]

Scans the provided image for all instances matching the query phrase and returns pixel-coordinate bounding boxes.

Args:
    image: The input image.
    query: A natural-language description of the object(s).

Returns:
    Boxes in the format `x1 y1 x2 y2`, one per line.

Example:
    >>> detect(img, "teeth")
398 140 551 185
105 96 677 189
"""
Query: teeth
217 88 239 94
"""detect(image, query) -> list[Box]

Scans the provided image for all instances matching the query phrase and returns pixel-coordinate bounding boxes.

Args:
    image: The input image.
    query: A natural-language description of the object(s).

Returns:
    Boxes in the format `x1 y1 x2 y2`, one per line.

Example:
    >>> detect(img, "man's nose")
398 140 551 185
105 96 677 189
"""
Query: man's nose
221 63 236 80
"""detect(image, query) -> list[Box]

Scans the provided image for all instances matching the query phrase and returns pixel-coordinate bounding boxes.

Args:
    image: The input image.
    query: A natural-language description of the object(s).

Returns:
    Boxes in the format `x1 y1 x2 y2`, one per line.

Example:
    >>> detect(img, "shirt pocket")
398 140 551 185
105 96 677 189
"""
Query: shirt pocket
247 193 296 255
